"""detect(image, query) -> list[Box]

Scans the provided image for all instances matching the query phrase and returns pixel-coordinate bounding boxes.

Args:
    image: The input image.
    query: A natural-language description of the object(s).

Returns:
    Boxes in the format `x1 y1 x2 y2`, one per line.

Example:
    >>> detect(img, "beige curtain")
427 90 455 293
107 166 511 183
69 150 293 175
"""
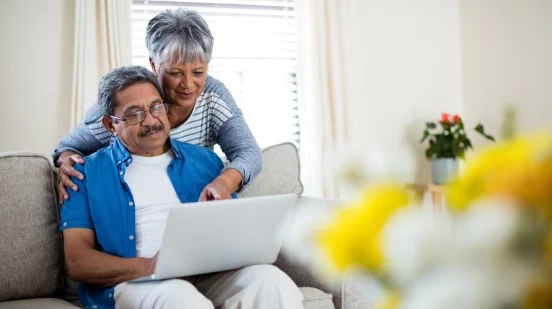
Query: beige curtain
70 0 133 127
296 0 349 198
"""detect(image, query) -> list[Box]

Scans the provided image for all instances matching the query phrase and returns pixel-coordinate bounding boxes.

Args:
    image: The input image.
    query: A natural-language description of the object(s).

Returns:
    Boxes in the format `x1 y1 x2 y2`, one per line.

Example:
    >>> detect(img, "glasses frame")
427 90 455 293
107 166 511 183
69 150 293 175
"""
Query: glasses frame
108 103 169 125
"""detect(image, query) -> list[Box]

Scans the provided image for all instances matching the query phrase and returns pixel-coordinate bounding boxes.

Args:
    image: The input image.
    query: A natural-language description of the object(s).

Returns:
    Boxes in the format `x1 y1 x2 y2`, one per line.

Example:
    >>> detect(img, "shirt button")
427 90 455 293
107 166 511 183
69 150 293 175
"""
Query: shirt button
129 235 134 240
92 306 98 309
109 293 113 298
63 222 67 227
128 201 134 206
119 171 124 176
117 161 121 164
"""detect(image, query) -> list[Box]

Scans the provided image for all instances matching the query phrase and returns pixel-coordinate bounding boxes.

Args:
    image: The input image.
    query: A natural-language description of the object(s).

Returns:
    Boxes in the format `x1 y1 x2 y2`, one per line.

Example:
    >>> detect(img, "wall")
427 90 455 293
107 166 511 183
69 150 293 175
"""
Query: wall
460 0 552 142
0 0 74 159
338 0 465 184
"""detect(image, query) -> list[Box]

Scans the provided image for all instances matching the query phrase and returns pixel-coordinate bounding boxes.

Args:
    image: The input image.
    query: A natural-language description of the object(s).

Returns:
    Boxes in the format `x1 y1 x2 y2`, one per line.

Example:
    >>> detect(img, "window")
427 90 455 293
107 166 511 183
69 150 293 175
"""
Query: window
131 0 300 150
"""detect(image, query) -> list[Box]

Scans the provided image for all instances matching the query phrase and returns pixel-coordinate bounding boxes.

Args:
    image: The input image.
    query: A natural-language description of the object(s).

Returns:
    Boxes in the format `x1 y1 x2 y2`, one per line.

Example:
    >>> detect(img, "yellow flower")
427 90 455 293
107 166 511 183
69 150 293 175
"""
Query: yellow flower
523 281 552 309
447 131 552 214
376 291 401 309
317 184 411 272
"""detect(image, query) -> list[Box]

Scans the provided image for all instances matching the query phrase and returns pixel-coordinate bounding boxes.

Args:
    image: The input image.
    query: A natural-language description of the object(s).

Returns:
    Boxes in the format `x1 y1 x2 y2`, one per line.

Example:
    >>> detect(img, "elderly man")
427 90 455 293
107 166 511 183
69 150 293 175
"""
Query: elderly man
60 66 303 309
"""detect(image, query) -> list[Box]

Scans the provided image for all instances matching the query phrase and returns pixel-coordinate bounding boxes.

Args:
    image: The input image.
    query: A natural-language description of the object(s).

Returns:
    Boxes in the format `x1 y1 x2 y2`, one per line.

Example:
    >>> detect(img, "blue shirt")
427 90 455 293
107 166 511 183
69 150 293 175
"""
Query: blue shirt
60 138 237 309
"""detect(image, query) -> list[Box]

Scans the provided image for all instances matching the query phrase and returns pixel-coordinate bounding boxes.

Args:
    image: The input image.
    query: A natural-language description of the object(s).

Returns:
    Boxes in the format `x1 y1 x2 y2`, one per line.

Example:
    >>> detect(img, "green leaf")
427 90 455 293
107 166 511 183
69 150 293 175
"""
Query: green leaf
474 123 496 142
420 130 430 143
426 122 437 129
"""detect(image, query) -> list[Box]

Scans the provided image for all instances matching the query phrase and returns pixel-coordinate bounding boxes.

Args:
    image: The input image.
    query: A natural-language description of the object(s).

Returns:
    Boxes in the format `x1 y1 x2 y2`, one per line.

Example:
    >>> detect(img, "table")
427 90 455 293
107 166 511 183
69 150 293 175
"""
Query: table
406 183 445 211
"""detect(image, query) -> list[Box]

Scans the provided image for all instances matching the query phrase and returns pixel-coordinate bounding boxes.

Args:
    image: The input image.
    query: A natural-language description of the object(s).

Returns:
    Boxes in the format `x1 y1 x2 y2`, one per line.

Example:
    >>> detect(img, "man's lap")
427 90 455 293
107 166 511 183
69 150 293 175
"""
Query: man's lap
114 265 302 309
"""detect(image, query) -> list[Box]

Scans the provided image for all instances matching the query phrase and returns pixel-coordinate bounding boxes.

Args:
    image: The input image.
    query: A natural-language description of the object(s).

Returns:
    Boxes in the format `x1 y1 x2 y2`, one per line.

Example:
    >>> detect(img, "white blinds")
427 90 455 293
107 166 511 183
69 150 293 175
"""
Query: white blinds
131 0 300 149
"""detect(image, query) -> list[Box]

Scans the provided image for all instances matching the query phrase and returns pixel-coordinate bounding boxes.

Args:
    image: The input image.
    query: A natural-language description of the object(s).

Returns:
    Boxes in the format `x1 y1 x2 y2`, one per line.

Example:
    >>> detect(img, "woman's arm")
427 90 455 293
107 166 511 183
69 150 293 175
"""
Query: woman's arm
52 103 109 166
216 112 262 191
52 104 110 203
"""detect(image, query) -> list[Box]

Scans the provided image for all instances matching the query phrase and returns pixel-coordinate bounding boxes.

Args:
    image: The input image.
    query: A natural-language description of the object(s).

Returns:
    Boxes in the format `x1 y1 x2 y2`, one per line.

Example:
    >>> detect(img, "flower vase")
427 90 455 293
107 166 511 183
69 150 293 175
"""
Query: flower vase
430 158 458 184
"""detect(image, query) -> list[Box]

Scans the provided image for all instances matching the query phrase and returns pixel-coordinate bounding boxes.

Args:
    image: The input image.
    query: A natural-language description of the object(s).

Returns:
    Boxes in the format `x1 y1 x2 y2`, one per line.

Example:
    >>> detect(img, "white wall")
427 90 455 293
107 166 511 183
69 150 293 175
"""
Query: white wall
0 0 74 159
460 0 552 142
338 0 464 184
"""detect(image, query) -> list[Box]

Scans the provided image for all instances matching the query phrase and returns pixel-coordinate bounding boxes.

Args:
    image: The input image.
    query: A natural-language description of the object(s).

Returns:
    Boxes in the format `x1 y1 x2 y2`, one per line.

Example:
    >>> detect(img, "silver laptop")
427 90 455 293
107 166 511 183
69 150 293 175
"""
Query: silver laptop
130 194 298 283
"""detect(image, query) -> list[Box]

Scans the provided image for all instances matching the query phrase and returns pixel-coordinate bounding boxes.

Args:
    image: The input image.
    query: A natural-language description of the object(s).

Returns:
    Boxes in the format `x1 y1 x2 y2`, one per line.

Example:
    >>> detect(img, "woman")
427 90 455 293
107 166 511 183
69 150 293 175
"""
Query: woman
54 8 261 203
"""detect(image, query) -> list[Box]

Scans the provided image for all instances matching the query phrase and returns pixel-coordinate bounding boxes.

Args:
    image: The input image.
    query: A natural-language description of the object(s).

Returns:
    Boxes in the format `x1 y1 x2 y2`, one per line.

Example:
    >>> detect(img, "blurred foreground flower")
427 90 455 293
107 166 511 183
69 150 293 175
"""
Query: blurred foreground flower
318 184 412 274
284 131 552 309
447 131 552 214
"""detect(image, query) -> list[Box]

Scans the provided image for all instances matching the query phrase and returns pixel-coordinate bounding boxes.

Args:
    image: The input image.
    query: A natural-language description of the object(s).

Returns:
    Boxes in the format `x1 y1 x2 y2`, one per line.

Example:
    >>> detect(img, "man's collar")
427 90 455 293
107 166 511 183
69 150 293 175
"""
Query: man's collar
112 137 181 166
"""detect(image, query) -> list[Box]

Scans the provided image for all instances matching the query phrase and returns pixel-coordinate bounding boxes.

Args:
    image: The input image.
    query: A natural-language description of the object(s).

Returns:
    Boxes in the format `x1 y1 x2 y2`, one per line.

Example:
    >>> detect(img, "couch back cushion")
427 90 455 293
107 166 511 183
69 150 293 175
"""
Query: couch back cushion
0 152 62 301
239 143 303 198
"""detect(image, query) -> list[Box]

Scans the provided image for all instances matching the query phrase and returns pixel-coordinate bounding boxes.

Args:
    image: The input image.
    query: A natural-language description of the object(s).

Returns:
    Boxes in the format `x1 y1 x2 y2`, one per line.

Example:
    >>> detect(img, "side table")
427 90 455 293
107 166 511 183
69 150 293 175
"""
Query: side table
406 183 445 211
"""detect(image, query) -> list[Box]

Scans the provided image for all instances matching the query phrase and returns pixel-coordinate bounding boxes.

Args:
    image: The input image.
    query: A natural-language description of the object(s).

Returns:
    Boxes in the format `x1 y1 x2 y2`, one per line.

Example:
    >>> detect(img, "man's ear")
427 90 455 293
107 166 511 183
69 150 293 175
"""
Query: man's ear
149 57 158 76
101 116 117 136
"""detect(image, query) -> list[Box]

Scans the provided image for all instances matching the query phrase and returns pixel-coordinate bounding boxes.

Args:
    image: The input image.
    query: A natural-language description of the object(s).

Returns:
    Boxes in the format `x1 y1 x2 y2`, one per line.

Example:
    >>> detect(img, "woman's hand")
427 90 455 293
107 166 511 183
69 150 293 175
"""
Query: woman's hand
57 151 85 204
199 169 243 201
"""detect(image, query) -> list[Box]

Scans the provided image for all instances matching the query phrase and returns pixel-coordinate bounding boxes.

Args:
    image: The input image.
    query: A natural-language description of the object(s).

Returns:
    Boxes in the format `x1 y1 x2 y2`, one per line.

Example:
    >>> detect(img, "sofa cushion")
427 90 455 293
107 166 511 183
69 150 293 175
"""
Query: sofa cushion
239 143 303 198
0 298 80 309
300 287 335 309
0 153 63 301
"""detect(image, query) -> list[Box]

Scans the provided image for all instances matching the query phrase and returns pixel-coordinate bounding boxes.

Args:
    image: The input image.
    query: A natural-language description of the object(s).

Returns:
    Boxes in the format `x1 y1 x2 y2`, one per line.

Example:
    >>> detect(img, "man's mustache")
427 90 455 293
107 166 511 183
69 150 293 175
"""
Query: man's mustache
139 124 165 137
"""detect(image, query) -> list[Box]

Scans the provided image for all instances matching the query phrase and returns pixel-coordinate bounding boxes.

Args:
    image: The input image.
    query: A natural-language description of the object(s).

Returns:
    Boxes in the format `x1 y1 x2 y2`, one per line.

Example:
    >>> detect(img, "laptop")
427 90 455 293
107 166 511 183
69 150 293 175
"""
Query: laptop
130 193 298 283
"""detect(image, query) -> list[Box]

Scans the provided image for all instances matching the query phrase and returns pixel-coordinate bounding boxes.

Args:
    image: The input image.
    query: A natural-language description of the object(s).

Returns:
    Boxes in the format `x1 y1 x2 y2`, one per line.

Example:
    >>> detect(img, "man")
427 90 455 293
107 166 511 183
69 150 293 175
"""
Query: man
60 66 303 309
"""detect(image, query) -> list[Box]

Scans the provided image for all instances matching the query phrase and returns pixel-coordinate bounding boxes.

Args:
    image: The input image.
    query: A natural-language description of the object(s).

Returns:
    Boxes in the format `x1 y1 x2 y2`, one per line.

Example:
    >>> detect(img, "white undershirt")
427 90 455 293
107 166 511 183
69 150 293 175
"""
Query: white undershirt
124 149 181 258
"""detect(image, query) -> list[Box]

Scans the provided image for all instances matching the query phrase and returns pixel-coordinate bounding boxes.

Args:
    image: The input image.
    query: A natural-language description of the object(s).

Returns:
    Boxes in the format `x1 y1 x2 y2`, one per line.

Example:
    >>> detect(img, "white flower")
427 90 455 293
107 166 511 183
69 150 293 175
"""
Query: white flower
447 199 521 263
280 196 344 286
400 259 533 309
382 198 537 309
382 206 449 285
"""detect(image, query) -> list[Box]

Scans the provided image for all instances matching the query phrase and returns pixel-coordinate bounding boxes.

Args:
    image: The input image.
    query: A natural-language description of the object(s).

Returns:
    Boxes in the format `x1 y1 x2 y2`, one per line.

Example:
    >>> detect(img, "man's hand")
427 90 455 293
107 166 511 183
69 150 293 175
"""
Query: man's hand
144 252 159 275
57 151 84 204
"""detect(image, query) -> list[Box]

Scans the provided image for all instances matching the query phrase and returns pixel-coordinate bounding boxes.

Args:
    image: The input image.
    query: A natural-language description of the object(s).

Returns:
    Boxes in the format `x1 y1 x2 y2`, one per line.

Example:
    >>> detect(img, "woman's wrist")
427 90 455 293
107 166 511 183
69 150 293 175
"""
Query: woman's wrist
215 169 243 194
56 151 77 167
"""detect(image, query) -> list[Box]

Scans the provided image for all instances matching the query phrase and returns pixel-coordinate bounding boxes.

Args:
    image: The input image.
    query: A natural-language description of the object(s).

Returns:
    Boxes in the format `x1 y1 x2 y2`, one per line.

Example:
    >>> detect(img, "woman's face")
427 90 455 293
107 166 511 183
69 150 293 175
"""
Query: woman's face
150 58 207 111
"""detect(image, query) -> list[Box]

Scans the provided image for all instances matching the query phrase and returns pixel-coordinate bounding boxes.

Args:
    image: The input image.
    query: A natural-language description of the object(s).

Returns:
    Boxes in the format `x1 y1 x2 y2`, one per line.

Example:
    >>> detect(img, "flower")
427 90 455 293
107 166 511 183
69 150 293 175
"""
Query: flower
452 114 461 124
446 131 552 213
377 291 400 309
421 113 494 159
317 184 411 273
284 131 552 309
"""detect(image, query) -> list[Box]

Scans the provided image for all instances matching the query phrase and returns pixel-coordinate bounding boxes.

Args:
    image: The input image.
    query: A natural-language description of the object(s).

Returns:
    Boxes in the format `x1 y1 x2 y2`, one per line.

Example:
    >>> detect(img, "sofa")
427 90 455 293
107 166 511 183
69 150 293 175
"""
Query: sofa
0 143 370 309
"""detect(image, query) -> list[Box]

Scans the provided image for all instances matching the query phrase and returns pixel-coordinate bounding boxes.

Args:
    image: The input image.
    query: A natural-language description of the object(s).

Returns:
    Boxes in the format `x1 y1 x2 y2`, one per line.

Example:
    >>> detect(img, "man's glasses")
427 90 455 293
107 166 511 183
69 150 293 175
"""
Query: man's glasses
109 103 169 125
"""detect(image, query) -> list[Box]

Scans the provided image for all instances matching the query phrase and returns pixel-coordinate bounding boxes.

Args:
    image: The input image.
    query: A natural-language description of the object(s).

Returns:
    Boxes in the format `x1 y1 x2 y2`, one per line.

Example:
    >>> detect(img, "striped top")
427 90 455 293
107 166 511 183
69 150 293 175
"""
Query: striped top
53 75 262 189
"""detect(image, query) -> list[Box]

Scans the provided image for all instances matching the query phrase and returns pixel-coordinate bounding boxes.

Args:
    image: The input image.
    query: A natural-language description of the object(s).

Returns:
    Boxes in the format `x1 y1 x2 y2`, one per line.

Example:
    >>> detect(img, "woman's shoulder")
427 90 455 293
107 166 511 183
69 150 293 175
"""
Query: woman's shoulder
201 75 239 112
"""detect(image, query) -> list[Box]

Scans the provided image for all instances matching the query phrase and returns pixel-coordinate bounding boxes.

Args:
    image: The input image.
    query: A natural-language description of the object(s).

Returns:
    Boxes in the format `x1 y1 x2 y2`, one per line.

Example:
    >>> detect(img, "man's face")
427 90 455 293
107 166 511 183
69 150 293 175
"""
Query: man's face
105 82 171 156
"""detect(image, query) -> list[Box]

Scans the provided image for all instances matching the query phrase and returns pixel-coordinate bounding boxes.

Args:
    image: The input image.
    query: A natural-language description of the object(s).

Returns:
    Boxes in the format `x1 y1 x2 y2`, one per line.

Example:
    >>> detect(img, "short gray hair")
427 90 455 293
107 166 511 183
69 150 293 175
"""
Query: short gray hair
97 65 164 116
146 8 214 65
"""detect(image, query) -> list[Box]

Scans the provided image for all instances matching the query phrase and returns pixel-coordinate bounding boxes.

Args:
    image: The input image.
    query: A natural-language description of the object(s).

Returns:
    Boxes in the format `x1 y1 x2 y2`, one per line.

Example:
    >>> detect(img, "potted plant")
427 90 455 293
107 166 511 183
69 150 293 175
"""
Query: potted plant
420 113 495 184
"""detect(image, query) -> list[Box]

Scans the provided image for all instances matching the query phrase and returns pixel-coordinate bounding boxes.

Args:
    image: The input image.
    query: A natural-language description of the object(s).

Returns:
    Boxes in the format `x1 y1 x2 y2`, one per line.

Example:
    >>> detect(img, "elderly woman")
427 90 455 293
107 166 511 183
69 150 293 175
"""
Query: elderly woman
53 8 261 202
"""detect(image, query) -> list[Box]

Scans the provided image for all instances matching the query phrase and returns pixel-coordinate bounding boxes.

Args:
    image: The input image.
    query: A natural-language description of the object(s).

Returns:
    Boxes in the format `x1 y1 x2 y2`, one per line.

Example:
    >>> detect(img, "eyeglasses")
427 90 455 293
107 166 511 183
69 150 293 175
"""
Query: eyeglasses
109 103 169 125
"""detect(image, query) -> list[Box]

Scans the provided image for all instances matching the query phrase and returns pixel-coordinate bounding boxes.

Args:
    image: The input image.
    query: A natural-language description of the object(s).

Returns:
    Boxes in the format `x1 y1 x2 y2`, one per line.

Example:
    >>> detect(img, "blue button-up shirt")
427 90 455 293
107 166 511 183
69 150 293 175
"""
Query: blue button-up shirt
60 138 237 309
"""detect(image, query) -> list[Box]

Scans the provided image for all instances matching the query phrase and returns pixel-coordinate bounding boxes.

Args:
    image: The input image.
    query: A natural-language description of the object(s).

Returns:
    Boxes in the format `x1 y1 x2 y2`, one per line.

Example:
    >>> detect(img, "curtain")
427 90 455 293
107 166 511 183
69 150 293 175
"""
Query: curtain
296 0 349 198
70 0 132 127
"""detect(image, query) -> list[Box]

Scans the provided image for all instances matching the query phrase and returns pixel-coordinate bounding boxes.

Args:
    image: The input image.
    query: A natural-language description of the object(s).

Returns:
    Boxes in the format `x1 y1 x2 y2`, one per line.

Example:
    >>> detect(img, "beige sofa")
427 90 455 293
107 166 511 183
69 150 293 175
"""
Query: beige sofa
0 143 370 309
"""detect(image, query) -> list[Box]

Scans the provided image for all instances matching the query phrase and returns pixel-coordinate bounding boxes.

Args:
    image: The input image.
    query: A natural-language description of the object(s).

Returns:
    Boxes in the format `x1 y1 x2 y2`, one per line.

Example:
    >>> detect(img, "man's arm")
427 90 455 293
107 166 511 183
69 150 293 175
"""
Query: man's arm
63 228 156 287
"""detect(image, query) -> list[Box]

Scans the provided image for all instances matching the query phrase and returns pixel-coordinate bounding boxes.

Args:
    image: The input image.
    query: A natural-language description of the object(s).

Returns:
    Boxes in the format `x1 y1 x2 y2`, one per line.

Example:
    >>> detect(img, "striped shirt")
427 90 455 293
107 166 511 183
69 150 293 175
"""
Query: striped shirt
53 75 262 189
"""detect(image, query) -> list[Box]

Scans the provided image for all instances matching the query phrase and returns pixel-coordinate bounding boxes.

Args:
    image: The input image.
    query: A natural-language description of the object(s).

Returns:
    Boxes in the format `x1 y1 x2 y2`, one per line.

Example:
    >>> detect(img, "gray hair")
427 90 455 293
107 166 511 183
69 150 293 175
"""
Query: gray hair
146 8 214 65
97 65 164 116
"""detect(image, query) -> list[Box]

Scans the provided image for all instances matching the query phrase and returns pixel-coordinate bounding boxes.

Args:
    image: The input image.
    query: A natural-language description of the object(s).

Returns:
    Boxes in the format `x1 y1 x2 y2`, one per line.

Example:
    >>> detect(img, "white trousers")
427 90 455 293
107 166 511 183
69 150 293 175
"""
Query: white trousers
114 265 304 309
